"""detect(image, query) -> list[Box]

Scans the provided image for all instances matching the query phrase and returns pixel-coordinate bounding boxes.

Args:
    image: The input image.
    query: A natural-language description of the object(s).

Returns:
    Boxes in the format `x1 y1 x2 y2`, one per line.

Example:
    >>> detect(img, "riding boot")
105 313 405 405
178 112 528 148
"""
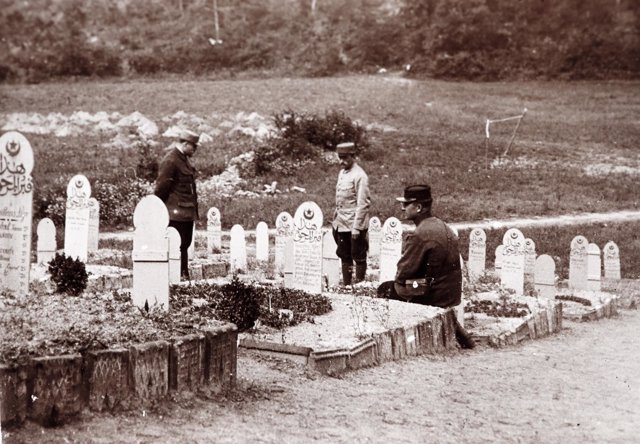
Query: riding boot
354 262 367 283
454 317 476 349
341 263 353 286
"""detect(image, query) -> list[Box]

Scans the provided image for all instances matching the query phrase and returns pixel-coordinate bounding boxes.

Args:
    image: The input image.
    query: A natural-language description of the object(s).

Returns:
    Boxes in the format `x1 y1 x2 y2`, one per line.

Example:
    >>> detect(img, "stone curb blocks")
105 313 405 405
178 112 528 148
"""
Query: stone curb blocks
28 354 84 426
203 325 238 388
562 296 618 322
170 334 205 392
310 349 349 375
85 348 130 412
347 338 377 370
1 364 28 425
129 341 169 402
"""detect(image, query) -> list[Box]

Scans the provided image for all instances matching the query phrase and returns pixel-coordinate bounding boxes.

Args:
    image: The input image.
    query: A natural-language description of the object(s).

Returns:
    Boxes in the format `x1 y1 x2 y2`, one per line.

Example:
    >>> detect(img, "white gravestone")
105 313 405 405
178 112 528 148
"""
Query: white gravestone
524 238 536 283
322 231 341 288
64 174 91 262
0 131 34 295
229 224 247 273
275 211 294 274
132 195 169 311
587 243 602 291
187 221 195 260
87 197 100 253
501 228 526 295
569 235 589 290
207 207 222 253
603 241 621 280
494 245 504 278
167 227 181 285
534 254 556 299
379 217 403 282
37 218 57 265
467 228 486 280
367 216 383 268
291 201 324 294
255 221 269 262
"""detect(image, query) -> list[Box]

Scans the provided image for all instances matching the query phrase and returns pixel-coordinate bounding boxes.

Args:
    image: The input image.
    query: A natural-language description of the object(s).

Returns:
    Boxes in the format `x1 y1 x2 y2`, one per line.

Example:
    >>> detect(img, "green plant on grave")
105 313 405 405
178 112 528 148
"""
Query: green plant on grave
347 294 370 340
48 253 88 296
215 276 263 331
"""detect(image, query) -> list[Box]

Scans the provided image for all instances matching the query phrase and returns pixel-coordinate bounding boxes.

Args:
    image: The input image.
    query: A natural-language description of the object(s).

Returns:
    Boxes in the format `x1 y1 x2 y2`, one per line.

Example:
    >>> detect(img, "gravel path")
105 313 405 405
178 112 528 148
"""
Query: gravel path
6 308 639 443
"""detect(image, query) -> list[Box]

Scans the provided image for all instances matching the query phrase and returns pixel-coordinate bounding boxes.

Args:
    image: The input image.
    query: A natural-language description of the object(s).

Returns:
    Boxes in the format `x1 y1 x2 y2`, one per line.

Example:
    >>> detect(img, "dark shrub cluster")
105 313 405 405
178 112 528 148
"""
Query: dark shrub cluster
48 253 88 296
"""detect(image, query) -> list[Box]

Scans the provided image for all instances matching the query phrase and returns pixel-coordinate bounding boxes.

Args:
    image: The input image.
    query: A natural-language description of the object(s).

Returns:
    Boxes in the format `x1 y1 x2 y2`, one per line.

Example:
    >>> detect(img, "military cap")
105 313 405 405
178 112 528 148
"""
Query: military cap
336 142 356 155
396 184 432 204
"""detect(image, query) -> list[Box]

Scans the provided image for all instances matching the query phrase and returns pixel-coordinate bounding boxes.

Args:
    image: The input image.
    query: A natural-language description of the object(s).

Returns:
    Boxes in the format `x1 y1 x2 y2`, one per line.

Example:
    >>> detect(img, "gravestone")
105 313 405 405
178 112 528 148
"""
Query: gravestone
291 201 324 294
379 217 402 282
534 254 556 299
569 235 589 290
275 211 294 274
322 231 341 288
494 245 504 278
36 218 57 265
524 238 536 283
467 228 486 280
587 243 601 291
207 207 222 253
132 195 169 311
0 131 34 295
229 225 247 272
255 221 269 262
367 216 383 267
187 222 195 260
501 228 526 295
64 174 91 262
603 241 621 280
167 227 181 284
87 197 100 253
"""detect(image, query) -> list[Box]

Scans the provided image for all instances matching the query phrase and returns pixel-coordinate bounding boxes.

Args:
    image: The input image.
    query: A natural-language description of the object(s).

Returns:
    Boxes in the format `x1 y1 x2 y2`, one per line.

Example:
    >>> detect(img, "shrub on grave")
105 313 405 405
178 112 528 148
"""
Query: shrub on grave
92 178 154 228
48 253 88 296
258 286 333 328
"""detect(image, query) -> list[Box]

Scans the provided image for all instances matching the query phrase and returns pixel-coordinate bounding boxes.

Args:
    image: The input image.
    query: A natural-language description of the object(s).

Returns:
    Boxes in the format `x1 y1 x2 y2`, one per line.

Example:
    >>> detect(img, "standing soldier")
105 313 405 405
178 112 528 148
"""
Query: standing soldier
332 142 371 285
154 128 200 280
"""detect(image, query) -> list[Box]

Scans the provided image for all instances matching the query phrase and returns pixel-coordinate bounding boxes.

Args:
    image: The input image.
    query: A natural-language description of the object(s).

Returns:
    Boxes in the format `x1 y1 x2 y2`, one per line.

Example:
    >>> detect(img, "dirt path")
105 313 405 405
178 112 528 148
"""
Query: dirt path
5 308 639 444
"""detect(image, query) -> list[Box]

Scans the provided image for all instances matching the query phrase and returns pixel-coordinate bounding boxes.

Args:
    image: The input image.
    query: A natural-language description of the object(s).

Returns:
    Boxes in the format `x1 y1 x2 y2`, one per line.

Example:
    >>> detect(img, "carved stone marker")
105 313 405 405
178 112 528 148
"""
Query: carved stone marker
87 197 100 253
291 201 323 294
187 222 195 260
0 131 34 295
534 254 556 299
37 218 56 265
275 211 293 274
379 217 402 282
569 235 589 290
64 174 91 262
603 241 621 280
207 207 221 253
494 245 504 278
322 231 341 288
132 195 169 311
255 221 269 262
167 227 181 284
501 228 526 295
367 216 382 267
524 238 536 283
467 228 486 280
587 243 601 291
229 224 247 272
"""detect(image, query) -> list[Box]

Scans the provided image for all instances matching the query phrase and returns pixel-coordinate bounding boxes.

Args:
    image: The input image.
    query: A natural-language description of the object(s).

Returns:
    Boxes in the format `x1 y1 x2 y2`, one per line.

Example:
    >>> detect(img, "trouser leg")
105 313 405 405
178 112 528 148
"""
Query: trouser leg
351 229 368 283
341 262 353 286
169 220 194 279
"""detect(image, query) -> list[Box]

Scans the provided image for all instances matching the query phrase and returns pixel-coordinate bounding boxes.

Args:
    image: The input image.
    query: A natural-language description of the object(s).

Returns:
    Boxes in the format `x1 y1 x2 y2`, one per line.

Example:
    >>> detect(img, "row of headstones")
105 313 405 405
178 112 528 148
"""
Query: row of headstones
466 227 621 297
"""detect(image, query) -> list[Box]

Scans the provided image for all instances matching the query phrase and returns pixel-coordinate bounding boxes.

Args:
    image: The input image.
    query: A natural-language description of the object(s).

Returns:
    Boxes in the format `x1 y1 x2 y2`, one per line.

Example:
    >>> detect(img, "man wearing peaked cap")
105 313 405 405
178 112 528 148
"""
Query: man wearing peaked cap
332 142 371 285
378 183 475 349
154 127 201 280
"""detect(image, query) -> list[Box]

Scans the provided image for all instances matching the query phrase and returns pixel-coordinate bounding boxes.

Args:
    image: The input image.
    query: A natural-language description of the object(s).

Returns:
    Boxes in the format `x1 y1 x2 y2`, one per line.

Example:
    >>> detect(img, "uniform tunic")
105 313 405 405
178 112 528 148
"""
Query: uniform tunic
154 147 199 222
332 163 370 232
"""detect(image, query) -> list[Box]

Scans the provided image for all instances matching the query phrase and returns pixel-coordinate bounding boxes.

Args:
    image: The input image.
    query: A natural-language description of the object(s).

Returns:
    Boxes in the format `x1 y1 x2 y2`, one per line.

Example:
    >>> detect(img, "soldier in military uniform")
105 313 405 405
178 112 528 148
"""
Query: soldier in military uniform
332 142 371 285
154 128 200 280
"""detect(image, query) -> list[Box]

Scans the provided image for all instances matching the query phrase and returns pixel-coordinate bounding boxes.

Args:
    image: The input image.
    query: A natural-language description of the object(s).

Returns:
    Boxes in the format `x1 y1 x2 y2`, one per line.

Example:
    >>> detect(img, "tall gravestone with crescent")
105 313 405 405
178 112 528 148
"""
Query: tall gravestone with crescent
132 195 170 311
291 201 324 294
229 224 247 272
603 241 621 280
494 245 504 278
379 217 402 282
322 231 341 288
37 218 57 265
87 197 100 253
524 238 536 283
569 235 589 290
367 216 383 268
534 254 556 299
275 211 294 274
501 228 526 295
207 207 222 253
64 174 91 262
587 243 602 291
467 228 486 280
0 131 34 295
255 221 269 262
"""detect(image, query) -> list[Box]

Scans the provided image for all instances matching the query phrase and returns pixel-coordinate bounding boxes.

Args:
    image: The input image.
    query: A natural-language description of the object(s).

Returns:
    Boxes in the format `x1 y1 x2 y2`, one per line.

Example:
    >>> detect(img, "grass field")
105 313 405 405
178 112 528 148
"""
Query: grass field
1 75 639 274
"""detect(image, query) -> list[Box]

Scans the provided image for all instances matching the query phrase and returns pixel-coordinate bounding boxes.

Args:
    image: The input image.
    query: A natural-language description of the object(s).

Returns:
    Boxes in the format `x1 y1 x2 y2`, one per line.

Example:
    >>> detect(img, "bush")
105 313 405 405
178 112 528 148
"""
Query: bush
215 276 263 331
93 178 154 229
48 253 88 296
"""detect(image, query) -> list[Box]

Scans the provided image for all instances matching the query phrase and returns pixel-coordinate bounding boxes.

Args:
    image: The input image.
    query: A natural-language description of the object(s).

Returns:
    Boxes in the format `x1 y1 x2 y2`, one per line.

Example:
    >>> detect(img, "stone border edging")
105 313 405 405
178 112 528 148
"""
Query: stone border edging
560 294 619 322
1 324 238 427
240 309 458 376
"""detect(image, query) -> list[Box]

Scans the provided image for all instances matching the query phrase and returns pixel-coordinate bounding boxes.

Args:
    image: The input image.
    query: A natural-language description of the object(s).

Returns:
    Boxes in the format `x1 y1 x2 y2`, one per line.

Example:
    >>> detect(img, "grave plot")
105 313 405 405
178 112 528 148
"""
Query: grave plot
554 286 619 322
